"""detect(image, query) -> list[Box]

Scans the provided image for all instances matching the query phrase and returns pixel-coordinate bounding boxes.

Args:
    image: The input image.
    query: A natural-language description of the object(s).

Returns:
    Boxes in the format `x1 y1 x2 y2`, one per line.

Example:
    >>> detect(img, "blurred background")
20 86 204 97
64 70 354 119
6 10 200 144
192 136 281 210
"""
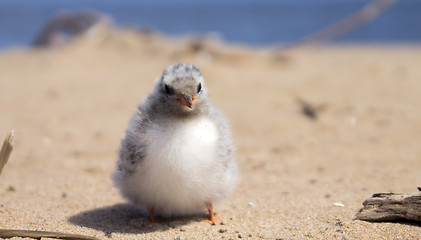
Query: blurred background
0 0 420 50
1 1 421 239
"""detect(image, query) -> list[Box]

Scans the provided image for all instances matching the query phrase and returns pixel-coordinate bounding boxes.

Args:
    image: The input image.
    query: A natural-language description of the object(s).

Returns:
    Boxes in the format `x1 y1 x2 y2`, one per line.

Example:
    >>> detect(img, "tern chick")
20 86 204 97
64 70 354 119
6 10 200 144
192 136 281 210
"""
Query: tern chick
112 63 238 224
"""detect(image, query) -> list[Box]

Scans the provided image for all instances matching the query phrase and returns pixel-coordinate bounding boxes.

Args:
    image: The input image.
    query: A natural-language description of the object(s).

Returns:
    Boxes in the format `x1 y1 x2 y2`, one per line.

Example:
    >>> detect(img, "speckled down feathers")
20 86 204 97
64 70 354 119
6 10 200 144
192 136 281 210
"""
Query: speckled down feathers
112 63 238 217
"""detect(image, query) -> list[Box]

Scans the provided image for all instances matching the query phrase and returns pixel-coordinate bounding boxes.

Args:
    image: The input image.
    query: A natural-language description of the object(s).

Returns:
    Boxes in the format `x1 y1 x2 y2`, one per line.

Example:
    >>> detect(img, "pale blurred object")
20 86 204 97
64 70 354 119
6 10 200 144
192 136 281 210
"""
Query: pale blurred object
0 131 14 177
281 0 399 50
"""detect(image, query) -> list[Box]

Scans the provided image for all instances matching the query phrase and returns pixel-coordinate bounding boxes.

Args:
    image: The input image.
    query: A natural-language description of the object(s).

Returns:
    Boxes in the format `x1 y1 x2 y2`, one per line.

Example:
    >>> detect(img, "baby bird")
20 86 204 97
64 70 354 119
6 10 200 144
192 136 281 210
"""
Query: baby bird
112 64 238 224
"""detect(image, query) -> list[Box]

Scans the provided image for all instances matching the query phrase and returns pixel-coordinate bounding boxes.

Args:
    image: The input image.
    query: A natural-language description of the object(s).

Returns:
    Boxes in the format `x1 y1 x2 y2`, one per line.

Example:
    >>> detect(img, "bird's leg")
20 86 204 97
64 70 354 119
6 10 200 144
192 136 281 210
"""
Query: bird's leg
148 207 156 224
203 202 222 225
146 207 167 225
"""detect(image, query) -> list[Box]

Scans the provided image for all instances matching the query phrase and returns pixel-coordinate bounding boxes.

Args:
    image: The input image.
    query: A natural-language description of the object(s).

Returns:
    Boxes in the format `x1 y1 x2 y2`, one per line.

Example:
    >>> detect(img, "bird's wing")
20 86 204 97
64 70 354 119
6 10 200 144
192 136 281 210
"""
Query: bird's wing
116 109 150 176
210 108 235 164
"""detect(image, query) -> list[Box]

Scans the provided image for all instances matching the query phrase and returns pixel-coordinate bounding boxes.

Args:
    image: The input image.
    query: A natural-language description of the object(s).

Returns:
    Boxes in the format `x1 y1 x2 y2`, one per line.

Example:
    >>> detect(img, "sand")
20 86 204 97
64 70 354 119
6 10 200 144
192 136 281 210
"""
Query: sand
0 26 420 239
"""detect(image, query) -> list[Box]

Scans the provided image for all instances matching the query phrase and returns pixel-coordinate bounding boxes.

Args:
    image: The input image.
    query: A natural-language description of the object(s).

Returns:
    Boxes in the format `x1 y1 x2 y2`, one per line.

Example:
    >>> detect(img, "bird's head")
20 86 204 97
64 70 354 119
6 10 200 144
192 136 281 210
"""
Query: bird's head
156 64 207 114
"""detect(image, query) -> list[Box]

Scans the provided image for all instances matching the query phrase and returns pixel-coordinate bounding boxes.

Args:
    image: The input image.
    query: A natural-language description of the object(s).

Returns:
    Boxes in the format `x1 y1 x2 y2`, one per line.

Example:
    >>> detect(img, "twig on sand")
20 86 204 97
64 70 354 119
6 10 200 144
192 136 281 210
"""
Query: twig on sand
0 131 14 177
0 229 99 240
296 98 327 120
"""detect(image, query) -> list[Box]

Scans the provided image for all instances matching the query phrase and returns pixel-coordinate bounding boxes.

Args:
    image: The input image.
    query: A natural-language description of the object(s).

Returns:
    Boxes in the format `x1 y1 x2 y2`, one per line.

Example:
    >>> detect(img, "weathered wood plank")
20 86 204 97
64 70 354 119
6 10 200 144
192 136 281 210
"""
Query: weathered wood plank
356 192 421 222
0 229 99 240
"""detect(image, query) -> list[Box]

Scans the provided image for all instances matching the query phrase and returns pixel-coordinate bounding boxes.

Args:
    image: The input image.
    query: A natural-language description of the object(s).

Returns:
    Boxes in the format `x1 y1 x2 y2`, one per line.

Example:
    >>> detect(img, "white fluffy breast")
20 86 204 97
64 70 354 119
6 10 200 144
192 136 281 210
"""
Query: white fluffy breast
130 116 222 216
147 116 218 165
185 117 219 144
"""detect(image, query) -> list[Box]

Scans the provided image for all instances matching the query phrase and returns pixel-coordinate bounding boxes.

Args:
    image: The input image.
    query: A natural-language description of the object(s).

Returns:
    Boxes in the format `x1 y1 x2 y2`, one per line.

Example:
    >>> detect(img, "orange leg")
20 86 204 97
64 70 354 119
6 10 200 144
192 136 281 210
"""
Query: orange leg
204 202 222 225
148 207 156 223
146 207 167 225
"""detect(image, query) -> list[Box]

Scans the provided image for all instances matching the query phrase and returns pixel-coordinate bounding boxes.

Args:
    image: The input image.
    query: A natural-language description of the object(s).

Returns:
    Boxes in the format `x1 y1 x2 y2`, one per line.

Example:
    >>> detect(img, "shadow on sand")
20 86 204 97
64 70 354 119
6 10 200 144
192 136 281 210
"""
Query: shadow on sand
68 203 206 236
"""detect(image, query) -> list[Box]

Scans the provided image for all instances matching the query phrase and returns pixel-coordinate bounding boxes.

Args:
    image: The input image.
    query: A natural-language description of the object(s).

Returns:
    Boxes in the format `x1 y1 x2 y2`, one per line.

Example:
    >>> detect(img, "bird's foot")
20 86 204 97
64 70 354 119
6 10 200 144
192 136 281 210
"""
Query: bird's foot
143 220 167 226
203 217 223 225
144 207 167 225
204 202 222 225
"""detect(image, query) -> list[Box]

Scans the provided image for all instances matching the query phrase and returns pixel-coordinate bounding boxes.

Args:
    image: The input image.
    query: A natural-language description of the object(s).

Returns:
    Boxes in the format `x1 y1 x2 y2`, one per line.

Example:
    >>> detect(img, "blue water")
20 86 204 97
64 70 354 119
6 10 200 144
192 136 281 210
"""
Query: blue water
0 0 420 49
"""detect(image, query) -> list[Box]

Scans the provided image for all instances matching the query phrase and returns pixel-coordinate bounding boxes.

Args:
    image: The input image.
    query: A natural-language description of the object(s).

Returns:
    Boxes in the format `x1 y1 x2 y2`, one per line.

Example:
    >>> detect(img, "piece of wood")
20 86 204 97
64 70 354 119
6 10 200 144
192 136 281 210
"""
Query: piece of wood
0 229 99 240
0 131 14 177
356 192 421 222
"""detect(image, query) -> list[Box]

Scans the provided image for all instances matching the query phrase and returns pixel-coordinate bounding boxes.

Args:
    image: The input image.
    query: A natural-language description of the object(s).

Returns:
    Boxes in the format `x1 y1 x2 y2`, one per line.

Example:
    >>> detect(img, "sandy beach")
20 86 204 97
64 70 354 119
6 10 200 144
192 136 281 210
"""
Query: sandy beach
0 26 420 239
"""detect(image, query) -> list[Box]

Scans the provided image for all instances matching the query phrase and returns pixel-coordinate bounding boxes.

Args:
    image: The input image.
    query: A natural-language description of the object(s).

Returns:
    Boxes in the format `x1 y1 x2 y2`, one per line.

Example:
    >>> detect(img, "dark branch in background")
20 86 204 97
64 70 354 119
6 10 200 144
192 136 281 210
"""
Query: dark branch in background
280 0 398 50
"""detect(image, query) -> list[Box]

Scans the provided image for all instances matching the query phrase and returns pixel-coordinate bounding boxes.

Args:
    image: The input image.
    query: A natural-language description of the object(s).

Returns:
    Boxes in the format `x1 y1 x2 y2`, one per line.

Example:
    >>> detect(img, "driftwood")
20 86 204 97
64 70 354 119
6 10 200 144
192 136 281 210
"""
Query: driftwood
356 192 421 222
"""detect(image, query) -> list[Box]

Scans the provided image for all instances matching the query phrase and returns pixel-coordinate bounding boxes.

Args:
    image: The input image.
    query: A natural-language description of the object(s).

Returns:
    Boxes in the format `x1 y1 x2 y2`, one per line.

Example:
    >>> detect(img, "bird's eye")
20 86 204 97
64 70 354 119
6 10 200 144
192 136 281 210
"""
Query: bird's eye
197 82 202 93
164 84 173 95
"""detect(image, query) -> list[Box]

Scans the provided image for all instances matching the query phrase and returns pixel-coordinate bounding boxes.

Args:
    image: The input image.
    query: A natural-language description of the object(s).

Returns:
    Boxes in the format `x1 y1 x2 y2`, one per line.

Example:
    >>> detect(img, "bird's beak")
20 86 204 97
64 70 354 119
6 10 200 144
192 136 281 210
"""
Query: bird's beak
174 95 196 109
